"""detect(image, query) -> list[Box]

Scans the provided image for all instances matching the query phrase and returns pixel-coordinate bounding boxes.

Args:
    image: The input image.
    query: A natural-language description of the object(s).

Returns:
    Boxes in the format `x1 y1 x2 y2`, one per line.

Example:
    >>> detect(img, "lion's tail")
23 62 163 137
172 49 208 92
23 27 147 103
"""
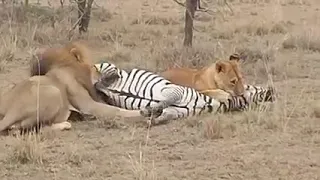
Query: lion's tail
68 41 92 65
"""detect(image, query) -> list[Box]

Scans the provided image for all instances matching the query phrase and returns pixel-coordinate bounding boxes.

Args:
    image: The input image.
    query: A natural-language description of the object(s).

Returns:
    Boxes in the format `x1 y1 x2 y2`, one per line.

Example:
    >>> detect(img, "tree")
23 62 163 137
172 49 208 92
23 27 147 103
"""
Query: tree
60 0 65 7
183 0 198 47
173 0 212 47
77 0 94 34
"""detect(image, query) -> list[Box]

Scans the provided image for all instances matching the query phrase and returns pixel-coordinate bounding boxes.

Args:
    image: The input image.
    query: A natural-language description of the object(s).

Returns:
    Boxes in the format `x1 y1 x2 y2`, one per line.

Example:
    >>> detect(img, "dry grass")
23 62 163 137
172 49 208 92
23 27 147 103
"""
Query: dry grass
8 134 44 165
283 31 320 52
0 48 14 72
0 0 320 179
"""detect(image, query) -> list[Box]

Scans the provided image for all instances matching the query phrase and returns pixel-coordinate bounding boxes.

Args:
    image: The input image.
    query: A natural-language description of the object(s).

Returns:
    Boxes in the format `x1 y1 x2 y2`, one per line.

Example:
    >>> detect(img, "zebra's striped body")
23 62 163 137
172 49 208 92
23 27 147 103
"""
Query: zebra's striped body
94 62 275 123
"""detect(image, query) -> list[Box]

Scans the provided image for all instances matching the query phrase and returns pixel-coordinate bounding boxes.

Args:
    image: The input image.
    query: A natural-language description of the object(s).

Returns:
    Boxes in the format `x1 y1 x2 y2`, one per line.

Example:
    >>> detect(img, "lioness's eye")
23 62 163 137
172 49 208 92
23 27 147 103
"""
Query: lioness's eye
230 80 236 85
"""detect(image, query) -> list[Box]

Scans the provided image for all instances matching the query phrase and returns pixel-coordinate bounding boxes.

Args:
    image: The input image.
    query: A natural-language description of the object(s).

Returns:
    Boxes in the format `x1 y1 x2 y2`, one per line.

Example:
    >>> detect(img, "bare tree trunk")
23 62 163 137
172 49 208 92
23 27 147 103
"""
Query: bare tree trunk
78 0 86 33
183 0 197 47
78 0 94 34
24 0 29 6
81 0 94 33
60 0 64 7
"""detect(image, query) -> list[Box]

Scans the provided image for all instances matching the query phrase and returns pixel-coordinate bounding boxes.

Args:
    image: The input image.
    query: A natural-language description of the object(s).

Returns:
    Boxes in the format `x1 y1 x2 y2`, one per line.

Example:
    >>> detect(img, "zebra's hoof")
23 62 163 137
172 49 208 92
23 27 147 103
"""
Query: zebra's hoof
146 118 156 127
140 106 163 118
140 108 151 117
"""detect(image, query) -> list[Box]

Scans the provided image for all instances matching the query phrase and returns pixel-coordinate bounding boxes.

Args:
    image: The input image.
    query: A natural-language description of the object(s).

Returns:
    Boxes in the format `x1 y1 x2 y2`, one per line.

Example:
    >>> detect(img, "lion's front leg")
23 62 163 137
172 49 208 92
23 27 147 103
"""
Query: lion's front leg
50 122 72 130
71 90 141 120
199 89 231 103
86 101 141 119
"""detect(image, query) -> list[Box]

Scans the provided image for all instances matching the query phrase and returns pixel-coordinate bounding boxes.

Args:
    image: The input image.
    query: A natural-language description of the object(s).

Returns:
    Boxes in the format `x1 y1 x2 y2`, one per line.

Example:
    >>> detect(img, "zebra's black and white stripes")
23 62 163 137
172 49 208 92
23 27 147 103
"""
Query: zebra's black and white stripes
93 62 275 123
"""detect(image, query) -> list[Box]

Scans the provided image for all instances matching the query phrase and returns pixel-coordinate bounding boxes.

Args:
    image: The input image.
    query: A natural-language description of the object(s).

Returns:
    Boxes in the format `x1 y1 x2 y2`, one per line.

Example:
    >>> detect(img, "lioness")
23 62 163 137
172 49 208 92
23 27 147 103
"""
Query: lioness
160 54 244 101
0 41 140 134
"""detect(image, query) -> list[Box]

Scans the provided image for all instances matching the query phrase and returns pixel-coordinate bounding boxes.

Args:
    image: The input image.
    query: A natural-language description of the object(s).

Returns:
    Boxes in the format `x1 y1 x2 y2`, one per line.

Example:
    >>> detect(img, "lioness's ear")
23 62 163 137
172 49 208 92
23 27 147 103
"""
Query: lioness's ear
215 61 226 73
70 48 83 63
229 53 240 62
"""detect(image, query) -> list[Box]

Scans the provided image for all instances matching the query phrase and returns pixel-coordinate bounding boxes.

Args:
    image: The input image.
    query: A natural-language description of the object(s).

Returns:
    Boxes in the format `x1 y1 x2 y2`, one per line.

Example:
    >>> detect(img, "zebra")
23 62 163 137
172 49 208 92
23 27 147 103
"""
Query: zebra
93 62 275 125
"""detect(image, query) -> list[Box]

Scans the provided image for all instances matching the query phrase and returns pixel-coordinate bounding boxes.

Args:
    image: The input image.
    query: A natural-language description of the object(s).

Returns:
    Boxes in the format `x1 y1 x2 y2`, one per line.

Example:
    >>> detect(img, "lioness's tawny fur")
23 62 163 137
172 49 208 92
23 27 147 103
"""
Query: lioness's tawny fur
160 54 245 101
0 41 140 134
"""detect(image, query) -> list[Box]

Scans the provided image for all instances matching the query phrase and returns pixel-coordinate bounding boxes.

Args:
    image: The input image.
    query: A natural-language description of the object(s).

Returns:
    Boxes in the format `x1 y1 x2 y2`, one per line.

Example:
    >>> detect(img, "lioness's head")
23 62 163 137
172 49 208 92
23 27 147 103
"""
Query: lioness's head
212 53 245 96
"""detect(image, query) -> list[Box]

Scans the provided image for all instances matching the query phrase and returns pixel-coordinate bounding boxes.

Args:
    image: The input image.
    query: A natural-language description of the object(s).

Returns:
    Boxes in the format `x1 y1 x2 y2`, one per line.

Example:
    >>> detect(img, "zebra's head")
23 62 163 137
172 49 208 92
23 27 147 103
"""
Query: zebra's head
244 84 276 103
265 86 276 102
93 62 118 74
93 62 122 87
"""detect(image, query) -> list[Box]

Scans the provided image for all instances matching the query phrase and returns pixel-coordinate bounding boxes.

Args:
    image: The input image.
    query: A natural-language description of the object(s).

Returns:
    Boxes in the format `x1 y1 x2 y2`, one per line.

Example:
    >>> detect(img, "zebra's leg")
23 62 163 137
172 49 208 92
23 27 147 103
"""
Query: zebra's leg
147 108 180 126
140 106 163 119
140 86 183 118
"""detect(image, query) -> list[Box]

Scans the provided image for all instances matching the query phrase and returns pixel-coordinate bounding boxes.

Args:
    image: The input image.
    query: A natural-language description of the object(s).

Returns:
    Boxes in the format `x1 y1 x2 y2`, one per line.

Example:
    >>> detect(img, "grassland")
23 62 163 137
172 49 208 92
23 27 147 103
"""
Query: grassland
0 0 320 179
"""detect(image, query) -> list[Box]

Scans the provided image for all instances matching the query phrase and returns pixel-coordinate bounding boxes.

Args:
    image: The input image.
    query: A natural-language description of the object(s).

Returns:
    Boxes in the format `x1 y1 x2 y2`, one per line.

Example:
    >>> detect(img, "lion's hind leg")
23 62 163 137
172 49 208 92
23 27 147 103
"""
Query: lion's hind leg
14 92 71 135
0 111 26 134
17 117 43 136
16 109 71 135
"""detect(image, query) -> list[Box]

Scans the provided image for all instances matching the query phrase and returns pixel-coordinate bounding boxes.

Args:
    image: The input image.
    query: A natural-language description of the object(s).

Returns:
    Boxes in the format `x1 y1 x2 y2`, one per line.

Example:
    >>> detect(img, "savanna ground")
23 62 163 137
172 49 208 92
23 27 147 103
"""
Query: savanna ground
0 0 320 179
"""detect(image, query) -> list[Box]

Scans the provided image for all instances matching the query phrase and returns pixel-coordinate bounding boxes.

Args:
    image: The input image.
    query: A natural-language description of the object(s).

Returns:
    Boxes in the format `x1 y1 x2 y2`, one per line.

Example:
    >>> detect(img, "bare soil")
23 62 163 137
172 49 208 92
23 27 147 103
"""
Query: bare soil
0 0 320 179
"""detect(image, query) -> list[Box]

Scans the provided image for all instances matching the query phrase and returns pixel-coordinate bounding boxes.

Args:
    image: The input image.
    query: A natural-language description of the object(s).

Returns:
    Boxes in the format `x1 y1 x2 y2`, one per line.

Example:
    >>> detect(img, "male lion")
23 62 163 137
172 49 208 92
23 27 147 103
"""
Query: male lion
0 41 140 134
160 53 245 101
0 75 73 134
30 40 99 102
